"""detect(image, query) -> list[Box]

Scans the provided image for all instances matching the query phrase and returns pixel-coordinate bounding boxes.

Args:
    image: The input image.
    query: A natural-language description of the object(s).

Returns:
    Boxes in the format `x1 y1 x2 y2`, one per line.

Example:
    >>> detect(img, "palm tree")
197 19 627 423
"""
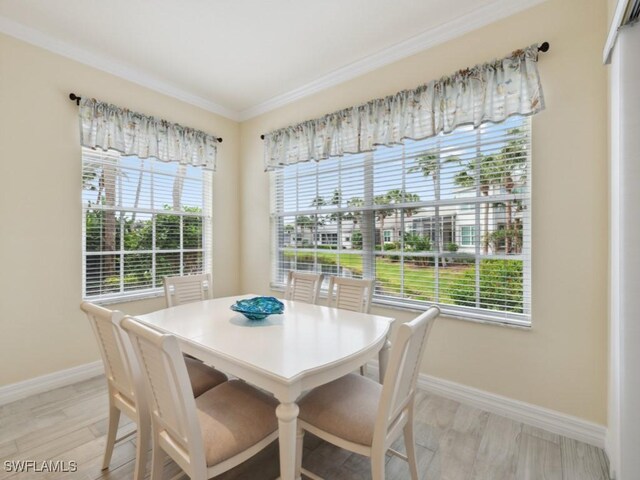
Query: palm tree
408 150 459 263
386 189 421 243
374 194 391 245
453 154 501 254
496 128 527 253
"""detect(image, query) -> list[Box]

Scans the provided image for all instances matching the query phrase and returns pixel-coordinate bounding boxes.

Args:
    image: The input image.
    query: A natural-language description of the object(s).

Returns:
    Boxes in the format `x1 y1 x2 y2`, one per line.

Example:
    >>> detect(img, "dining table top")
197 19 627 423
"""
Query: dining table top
133 294 395 384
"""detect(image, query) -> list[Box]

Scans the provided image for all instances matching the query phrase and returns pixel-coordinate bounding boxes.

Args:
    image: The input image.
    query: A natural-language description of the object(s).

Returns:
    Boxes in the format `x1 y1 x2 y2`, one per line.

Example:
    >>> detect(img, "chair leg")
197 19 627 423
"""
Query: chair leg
134 414 151 480
295 425 305 477
371 454 386 480
404 420 419 480
102 403 121 470
149 433 166 480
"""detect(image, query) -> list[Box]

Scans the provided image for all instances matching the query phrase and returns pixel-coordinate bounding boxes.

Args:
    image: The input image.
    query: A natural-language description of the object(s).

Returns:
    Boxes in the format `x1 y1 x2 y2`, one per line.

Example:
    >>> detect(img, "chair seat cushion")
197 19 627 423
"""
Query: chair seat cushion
299 373 382 447
196 380 278 467
184 356 228 398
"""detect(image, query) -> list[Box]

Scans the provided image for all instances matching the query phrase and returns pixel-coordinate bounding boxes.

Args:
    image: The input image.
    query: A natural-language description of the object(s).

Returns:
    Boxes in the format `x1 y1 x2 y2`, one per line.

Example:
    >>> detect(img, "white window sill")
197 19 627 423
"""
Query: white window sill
84 288 166 306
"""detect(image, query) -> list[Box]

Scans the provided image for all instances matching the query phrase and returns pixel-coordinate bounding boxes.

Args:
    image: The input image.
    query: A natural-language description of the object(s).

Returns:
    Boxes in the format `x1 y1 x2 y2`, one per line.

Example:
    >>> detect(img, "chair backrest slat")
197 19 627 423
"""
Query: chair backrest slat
284 271 324 304
374 307 439 445
81 302 135 400
164 274 212 308
121 317 204 463
326 277 374 313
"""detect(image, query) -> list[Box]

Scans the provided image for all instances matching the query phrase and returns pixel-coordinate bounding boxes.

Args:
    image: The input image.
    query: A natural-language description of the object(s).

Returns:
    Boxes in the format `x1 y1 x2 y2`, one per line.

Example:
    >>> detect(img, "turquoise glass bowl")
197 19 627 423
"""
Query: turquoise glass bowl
230 296 285 321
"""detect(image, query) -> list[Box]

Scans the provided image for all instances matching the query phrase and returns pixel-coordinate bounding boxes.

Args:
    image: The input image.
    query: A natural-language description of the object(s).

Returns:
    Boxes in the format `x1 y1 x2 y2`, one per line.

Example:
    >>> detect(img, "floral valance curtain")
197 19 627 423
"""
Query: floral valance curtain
79 98 219 171
264 44 545 171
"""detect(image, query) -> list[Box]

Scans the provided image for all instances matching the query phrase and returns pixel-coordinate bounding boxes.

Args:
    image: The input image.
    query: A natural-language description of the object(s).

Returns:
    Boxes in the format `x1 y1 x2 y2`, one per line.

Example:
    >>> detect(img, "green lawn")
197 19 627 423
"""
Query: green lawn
284 251 476 305
283 250 523 313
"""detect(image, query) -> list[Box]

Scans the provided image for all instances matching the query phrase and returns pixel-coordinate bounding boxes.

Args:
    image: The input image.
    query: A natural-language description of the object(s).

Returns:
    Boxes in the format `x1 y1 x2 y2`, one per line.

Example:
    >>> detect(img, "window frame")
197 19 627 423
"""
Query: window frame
81 148 213 303
270 118 532 327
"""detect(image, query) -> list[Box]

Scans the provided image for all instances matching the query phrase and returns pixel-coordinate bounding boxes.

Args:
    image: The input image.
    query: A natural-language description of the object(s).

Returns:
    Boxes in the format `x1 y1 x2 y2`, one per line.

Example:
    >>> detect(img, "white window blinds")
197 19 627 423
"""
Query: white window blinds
271 116 531 326
82 148 212 301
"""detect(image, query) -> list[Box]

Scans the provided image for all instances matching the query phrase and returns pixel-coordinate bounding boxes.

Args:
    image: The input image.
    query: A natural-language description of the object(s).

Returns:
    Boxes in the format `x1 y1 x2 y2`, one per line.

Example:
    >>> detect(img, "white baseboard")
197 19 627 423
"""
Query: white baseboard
0 361 104 407
1 360 606 449
368 361 606 448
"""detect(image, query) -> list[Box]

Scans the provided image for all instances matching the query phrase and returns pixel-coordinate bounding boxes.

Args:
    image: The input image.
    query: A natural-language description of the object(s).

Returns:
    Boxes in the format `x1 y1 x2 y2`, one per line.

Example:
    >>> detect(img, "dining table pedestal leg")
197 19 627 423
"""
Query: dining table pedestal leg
276 402 301 480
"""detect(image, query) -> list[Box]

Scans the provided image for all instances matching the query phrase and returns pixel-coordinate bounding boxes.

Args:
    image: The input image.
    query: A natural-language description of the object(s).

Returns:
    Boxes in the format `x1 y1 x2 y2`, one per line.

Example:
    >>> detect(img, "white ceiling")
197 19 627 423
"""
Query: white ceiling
0 0 545 120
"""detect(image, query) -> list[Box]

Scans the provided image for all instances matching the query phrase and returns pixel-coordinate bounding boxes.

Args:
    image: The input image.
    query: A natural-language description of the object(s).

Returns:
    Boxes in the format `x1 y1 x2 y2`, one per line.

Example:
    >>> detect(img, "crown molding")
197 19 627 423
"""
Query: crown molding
0 15 240 121
1 0 548 123
238 0 548 121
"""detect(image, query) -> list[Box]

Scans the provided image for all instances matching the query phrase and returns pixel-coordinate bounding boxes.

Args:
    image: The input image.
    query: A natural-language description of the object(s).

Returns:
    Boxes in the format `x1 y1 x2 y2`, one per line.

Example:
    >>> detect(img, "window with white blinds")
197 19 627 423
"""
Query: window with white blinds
270 116 531 326
82 148 212 301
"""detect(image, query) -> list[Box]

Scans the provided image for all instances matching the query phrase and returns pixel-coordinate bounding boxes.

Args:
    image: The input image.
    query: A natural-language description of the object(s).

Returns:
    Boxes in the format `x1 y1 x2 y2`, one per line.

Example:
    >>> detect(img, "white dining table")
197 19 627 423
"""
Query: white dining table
134 294 395 480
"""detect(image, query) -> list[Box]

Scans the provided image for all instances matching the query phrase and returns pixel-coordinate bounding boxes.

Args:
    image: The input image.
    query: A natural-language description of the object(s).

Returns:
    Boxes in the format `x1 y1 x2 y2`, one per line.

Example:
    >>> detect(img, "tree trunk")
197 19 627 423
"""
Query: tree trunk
505 176 514 254
131 160 144 222
102 166 117 278
482 188 489 254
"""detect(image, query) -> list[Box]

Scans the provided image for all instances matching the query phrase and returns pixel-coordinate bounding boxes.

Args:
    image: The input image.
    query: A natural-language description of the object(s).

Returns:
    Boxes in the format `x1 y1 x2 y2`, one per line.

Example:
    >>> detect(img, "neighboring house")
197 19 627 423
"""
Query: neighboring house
283 185 524 255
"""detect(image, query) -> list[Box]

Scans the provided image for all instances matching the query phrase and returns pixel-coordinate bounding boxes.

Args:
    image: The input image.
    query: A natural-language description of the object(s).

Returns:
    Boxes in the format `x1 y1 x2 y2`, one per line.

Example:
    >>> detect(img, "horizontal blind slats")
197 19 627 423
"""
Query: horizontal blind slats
82 148 211 300
270 116 532 325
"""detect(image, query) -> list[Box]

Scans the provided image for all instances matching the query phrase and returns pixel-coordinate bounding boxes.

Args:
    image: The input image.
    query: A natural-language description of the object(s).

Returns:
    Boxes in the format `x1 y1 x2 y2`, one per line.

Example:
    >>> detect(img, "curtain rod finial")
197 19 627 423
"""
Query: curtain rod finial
69 93 81 105
260 134 265 140
538 42 550 53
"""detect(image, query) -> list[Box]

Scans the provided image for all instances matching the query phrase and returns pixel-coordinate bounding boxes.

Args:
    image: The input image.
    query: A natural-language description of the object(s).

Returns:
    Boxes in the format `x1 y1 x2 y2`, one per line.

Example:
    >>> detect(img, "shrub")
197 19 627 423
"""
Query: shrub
449 259 523 313
445 242 459 252
351 231 362 249
403 232 432 252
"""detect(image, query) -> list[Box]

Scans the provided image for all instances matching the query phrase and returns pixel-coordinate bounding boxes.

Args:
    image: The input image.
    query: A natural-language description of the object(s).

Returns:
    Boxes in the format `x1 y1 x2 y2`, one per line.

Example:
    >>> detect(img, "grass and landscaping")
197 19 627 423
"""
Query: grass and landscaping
283 251 523 313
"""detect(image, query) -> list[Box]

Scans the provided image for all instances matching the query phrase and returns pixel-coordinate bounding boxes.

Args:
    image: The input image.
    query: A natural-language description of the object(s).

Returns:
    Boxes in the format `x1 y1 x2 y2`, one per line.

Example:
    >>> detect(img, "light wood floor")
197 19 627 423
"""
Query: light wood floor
0 375 610 480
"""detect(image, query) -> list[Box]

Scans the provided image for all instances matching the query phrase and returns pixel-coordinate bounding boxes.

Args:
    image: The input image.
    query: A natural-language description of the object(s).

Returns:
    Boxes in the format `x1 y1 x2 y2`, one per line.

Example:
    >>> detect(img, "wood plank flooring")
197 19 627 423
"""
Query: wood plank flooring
0 376 609 479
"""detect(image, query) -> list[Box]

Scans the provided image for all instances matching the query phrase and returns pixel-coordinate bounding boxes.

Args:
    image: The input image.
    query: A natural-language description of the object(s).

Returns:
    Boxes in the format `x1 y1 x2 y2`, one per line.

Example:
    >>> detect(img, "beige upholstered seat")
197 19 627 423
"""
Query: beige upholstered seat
299 373 381 446
164 273 212 307
80 302 227 480
184 356 228 398
284 271 324 304
196 380 278 467
121 316 279 480
297 307 440 480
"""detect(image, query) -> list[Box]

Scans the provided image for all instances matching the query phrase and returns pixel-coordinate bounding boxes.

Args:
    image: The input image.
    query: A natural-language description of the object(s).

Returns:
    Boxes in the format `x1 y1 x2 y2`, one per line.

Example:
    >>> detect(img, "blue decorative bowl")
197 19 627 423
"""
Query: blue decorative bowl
230 296 285 321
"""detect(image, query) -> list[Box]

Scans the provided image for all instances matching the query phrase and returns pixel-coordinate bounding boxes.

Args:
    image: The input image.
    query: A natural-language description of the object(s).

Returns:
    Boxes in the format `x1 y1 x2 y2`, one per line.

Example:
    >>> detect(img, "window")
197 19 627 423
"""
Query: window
82 148 212 301
271 116 531 326
460 226 476 247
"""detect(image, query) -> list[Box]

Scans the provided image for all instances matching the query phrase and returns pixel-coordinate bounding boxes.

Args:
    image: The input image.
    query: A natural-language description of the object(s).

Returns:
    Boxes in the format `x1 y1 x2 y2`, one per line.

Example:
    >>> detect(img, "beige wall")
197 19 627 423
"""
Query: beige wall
0 33 241 385
0 0 609 425
239 0 609 424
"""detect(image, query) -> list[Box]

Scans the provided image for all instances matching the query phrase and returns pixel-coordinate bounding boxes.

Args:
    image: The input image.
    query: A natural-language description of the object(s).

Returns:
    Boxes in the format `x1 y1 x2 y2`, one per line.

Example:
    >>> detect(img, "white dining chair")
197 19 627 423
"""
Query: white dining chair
327 276 375 313
327 276 375 375
164 273 212 308
296 306 440 480
80 302 228 480
120 316 280 480
284 271 324 304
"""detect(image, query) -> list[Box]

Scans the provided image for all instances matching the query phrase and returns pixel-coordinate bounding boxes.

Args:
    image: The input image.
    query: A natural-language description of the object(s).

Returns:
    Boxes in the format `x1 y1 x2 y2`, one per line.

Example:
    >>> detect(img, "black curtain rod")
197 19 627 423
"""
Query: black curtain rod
68 93 223 143
259 41 550 140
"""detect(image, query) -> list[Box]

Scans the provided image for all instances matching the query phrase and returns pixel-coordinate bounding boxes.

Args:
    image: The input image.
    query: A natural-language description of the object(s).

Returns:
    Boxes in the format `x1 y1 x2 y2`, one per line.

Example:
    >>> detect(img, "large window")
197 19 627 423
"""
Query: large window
271 116 531 326
82 148 212 301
